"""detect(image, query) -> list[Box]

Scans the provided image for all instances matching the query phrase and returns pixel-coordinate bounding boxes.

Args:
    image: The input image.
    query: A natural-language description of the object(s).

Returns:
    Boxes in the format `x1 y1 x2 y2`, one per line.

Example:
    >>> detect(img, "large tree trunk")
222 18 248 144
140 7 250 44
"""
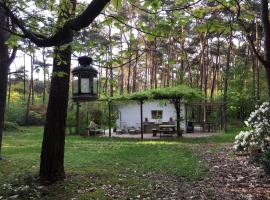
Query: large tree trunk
39 0 75 182
0 3 17 159
223 25 233 132
261 0 270 100
39 46 71 182
0 14 9 160
255 17 260 101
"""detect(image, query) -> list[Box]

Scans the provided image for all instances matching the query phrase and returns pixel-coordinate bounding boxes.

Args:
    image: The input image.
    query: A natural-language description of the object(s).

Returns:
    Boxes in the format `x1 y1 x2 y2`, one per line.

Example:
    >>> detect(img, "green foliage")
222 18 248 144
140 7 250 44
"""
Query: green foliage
66 107 76 134
5 35 20 48
103 85 202 102
27 111 45 125
260 148 270 175
3 121 19 131
5 102 26 125
112 0 122 10
88 108 104 125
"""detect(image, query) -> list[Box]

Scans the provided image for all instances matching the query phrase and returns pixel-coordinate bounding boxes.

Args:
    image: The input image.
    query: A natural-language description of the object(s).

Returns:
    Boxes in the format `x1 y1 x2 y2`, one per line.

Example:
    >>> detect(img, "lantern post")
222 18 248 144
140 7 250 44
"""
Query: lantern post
71 56 98 135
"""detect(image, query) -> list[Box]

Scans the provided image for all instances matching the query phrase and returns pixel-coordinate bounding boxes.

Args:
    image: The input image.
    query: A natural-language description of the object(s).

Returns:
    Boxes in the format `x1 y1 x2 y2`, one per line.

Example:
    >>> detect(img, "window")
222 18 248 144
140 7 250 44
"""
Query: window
81 78 90 93
151 110 163 119
72 76 79 94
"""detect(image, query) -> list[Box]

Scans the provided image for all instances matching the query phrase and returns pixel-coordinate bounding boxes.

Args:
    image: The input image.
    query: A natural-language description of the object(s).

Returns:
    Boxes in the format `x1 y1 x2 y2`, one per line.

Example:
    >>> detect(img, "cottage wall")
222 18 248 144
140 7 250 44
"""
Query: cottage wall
116 101 186 131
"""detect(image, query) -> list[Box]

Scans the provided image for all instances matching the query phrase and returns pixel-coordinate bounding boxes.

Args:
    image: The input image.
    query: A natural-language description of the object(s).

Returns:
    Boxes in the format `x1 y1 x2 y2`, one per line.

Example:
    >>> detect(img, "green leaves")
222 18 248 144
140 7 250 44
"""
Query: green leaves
112 0 122 10
52 71 68 78
5 35 20 48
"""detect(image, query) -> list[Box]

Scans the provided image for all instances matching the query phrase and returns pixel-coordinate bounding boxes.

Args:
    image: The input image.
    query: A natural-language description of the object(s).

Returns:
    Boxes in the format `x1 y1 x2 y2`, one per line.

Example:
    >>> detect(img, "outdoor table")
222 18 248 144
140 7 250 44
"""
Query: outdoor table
159 124 176 137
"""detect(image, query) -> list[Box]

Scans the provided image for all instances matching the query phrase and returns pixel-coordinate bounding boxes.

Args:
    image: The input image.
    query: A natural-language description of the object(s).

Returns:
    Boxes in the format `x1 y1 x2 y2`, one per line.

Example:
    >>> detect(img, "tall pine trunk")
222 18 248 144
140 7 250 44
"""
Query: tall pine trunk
261 0 270 100
223 25 233 132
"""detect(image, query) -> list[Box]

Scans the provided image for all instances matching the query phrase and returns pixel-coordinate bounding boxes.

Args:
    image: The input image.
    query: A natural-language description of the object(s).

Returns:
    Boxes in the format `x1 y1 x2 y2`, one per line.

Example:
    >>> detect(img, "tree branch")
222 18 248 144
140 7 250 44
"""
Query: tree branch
103 13 166 38
7 47 17 66
131 0 202 15
0 0 110 47
215 0 267 65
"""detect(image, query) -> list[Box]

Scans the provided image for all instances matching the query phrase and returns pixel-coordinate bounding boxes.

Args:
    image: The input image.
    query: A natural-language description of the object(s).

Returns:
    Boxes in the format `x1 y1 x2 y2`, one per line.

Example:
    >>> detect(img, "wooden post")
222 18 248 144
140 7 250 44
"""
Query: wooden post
76 102 80 135
108 101 112 137
140 100 143 140
174 98 182 137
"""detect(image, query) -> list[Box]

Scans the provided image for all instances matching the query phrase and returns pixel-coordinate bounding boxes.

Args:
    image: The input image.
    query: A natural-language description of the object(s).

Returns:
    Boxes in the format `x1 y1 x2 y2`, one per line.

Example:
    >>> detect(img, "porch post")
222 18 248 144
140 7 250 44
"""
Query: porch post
140 100 144 140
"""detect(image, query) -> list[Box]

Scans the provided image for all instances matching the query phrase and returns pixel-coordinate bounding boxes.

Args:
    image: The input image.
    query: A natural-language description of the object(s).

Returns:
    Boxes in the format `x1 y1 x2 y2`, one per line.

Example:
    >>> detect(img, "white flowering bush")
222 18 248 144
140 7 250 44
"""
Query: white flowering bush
234 102 270 152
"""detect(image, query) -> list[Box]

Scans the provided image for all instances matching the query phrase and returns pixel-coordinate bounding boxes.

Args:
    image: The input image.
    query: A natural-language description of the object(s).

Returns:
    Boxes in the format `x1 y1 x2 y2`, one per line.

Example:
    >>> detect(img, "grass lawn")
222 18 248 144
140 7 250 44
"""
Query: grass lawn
0 126 240 199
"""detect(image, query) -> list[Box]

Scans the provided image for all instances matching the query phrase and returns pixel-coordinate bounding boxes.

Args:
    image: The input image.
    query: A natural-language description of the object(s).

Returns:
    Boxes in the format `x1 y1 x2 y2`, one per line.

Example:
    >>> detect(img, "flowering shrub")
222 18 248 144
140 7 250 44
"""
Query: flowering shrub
234 102 270 152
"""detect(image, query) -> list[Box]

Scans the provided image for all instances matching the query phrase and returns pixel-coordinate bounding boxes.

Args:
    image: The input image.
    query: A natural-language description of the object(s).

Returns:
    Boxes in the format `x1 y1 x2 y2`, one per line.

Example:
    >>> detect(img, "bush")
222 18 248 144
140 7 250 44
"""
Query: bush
27 111 45 125
66 109 76 134
260 148 270 175
234 102 270 175
234 102 270 151
5 102 25 125
4 121 19 131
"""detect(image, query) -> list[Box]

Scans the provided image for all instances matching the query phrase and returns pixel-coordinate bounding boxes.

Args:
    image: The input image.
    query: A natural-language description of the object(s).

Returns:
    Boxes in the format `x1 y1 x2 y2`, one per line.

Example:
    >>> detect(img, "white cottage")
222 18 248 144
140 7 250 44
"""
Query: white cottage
116 101 186 133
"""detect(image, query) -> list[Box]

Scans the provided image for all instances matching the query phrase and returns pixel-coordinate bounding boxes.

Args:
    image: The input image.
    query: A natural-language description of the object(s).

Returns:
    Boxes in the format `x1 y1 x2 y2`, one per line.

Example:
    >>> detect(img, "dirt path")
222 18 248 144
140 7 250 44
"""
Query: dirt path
146 144 270 200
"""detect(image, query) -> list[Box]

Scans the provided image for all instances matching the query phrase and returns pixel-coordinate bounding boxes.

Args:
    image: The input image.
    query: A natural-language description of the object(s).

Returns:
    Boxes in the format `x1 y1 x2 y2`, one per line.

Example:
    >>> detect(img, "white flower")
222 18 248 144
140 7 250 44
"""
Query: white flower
235 102 270 152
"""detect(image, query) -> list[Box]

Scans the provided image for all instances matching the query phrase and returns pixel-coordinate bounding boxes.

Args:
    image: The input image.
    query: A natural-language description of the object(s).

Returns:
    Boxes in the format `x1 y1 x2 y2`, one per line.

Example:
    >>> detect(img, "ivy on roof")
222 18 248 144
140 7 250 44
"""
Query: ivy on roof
100 85 202 102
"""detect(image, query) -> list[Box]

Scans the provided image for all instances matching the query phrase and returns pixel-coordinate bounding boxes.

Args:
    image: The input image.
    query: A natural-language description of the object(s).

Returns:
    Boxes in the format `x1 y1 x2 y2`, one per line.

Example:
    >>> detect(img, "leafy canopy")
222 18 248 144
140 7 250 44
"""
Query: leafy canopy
101 85 202 102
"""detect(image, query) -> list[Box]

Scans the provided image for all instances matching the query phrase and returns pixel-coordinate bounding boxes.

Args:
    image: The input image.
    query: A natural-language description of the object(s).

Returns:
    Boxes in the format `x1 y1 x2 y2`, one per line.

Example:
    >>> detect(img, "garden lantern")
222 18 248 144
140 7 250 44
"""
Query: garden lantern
72 56 98 102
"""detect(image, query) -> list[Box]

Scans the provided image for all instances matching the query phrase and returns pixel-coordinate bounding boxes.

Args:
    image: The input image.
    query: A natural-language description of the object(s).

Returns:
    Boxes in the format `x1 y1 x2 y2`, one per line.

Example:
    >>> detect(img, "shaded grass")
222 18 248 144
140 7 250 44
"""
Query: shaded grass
0 126 241 199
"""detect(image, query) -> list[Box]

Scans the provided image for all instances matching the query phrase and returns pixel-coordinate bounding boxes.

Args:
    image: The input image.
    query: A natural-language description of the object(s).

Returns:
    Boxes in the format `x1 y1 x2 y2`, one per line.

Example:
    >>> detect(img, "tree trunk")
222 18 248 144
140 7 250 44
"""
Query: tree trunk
31 54 34 105
23 54 26 100
42 50 46 104
25 80 32 125
7 74 11 105
210 37 220 99
132 47 139 92
119 32 124 95
127 44 132 93
0 9 9 159
39 46 71 182
255 17 260 101
108 25 113 97
261 0 270 100
0 1 19 159
39 0 75 182
223 25 233 132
